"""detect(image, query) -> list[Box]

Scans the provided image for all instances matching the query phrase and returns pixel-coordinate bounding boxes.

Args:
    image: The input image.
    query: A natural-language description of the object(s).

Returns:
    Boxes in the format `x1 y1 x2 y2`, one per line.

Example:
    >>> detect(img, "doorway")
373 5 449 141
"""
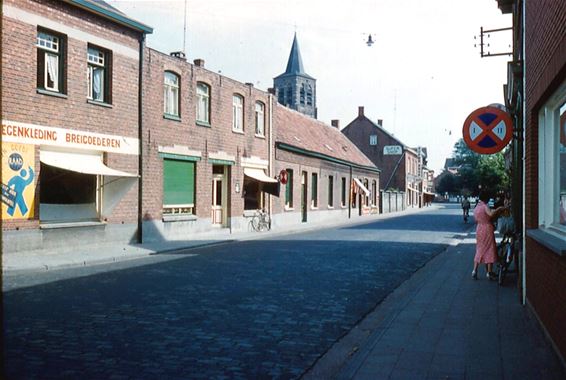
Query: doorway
211 165 227 226
301 171 308 223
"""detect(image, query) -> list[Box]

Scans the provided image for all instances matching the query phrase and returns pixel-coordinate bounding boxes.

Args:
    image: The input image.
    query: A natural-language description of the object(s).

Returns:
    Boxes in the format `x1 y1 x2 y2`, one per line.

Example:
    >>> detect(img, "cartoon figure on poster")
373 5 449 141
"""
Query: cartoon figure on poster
2 143 36 219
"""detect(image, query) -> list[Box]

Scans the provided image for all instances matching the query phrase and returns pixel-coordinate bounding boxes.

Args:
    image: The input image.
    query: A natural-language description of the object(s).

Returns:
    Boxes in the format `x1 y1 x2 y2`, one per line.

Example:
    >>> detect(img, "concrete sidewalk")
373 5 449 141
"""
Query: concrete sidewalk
2 206 437 274
304 232 566 379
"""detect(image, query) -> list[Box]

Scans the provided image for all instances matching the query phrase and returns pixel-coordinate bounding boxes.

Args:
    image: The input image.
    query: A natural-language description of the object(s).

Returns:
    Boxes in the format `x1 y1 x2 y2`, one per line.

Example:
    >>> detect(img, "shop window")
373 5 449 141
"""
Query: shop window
285 169 294 208
328 175 334 207
255 101 265 136
196 82 210 125
341 177 346 207
232 94 244 132
539 79 566 230
37 28 66 94
87 45 112 103
311 173 318 208
39 163 97 222
244 177 261 210
164 71 180 117
163 159 195 215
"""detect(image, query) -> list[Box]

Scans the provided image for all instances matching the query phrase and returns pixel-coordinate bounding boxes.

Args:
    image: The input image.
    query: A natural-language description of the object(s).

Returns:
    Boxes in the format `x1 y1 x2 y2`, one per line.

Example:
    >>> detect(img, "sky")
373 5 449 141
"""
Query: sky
108 0 512 174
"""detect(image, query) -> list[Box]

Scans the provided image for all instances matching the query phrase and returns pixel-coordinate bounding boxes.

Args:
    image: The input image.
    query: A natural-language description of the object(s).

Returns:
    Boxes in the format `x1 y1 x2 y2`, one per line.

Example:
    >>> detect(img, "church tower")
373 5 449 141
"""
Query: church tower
274 33 317 118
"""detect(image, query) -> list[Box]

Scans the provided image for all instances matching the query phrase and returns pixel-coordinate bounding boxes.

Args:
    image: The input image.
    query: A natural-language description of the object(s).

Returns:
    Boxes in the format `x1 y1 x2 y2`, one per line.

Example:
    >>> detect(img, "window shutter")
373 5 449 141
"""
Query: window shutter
106 50 113 104
163 159 195 205
37 48 45 89
60 34 67 94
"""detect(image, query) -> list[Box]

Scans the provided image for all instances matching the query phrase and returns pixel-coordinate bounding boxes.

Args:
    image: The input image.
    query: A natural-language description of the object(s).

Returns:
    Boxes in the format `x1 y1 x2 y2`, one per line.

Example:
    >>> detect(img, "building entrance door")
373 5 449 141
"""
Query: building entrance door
211 165 227 225
301 171 308 223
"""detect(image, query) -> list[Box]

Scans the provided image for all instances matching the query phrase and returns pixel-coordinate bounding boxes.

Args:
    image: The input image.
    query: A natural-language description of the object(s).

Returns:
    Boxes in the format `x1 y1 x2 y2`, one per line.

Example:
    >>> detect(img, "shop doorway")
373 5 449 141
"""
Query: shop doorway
211 165 227 226
301 171 308 223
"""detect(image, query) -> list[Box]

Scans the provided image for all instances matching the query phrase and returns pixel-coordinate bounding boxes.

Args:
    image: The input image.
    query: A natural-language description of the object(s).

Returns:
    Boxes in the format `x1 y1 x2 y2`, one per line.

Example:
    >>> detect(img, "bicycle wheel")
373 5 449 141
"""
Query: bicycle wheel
250 215 261 231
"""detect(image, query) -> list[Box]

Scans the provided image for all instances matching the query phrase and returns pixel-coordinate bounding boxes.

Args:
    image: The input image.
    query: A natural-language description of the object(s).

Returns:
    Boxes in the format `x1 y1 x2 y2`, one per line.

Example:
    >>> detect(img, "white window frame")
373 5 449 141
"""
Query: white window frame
37 31 60 92
87 46 105 101
164 71 180 116
255 101 265 136
370 135 378 146
538 78 566 234
196 82 210 124
232 94 244 132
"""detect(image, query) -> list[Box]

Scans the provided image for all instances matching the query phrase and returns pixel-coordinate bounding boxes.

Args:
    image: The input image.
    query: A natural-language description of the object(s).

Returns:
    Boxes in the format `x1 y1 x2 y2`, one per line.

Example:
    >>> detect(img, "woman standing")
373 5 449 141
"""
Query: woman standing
472 191 507 280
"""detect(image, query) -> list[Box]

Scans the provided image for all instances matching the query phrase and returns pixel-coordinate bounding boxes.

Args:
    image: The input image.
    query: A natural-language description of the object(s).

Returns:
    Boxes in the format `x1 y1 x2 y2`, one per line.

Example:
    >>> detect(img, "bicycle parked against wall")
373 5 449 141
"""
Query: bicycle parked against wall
251 209 271 232
497 232 518 286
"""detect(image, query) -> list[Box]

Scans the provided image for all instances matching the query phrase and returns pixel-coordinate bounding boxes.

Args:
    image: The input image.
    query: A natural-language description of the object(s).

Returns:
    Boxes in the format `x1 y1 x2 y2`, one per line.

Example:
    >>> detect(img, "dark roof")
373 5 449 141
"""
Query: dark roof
275 33 314 80
65 0 153 33
275 104 378 170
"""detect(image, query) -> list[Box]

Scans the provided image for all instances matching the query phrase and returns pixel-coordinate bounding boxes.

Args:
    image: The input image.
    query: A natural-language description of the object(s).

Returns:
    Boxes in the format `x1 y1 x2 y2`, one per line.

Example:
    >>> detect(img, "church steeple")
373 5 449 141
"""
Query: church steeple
274 33 317 118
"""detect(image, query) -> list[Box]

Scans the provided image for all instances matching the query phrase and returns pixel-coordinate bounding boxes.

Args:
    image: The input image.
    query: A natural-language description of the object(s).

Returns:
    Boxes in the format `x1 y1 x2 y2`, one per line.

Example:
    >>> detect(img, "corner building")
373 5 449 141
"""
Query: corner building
2 0 152 253
141 50 276 241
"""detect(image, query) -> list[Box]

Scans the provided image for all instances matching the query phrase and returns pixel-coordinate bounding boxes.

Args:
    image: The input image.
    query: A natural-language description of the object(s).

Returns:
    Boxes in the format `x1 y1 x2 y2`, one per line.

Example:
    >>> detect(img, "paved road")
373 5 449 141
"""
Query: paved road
4 205 471 379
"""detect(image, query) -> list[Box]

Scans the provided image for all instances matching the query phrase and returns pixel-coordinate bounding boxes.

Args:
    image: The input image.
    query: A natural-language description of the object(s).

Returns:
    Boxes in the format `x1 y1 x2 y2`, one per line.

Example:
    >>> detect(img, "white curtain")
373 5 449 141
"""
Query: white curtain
46 54 58 86
93 68 102 100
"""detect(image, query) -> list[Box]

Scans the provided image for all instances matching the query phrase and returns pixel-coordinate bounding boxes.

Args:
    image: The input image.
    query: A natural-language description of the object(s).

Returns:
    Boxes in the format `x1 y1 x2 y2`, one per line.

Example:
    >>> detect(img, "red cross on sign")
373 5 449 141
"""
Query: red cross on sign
462 106 513 154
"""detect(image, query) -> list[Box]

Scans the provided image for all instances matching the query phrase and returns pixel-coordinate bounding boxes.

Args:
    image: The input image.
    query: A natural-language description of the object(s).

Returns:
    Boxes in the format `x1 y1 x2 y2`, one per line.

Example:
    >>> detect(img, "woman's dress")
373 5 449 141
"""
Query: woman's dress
474 201 497 264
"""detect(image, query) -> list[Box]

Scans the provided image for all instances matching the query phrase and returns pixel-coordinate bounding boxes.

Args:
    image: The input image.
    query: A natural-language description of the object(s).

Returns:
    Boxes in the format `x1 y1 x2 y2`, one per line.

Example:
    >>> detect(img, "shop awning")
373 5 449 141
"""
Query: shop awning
353 178 371 196
244 168 278 183
40 150 137 177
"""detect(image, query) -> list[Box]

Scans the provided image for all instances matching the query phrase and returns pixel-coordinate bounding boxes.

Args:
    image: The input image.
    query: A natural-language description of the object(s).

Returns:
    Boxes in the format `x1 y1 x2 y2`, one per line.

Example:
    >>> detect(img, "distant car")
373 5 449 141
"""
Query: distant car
488 198 495 208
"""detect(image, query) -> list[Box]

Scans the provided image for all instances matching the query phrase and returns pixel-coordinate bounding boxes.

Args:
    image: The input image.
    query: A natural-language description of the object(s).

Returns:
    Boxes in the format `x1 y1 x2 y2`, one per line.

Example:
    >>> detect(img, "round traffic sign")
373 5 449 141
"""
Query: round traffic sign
462 106 513 154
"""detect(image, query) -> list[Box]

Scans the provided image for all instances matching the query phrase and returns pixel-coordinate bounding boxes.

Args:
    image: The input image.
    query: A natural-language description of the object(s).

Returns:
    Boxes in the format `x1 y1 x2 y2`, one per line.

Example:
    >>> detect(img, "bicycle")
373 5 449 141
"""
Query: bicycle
250 209 271 232
497 232 517 286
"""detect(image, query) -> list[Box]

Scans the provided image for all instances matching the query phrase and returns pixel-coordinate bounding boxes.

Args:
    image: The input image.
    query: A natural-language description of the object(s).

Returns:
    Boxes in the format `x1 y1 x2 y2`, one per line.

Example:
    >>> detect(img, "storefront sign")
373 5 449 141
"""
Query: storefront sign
2 120 139 155
383 145 402 155
1 143 35 219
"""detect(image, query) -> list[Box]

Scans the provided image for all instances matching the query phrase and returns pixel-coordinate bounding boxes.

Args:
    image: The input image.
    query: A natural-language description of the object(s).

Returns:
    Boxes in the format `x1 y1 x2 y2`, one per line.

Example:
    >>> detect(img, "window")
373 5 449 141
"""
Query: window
164 71 180 117
328 175 334 207
364 178 370 206
196 82 210 124
300 84 306 105
341 177 347 207
37 29 65 93
278 88 284 105
372 180 377 205
87 45 111 103
232 94 244 132
286 87 293 105
285 169 294 208
163 159 195 215
311 173 318 208
539 80 566 229
306 85 313 106
255 102 265 136
370 135 378 146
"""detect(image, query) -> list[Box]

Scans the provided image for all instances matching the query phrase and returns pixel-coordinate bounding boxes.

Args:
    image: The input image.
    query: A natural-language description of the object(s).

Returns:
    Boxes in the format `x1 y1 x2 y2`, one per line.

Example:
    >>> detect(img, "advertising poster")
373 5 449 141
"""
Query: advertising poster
2 143 36 219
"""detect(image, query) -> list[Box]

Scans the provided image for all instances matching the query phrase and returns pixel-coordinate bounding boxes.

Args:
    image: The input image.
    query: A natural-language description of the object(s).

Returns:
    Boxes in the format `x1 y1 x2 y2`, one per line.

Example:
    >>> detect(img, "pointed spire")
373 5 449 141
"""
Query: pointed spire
284 33 306 75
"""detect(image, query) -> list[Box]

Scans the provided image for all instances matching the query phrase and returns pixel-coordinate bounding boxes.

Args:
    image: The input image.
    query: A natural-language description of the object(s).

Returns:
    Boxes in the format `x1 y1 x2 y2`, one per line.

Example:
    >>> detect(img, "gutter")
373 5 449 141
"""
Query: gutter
137 34 145 244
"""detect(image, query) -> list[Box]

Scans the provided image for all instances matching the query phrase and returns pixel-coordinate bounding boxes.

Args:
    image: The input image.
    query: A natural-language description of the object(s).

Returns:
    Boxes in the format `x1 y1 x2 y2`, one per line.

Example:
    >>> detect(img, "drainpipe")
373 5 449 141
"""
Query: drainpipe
137 34 145 244
269 94 273 218
348 165 352 218
521 0 526 305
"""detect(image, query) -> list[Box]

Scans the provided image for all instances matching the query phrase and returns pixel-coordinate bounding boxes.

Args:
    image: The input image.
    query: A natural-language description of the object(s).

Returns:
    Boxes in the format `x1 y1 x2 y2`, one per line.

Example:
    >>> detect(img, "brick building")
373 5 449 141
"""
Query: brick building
272 105 380 228
1 0 152 253
495 0 566 363
141 49 277 241
342 106 429 208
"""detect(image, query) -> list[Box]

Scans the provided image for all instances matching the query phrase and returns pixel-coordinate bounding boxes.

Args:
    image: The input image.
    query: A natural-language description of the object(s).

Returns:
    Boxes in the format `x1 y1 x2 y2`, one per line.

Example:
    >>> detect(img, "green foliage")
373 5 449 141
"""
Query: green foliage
441 139 509 196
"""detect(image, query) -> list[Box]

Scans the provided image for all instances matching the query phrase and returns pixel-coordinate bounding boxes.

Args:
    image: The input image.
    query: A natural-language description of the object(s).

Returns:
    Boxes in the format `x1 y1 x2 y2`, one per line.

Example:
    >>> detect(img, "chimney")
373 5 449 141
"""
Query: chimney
193 58 205 67
268 87 276 95
358 106 364 117
377 119 383 127
245 82 254 87
170 51 186 60
331 119 340 129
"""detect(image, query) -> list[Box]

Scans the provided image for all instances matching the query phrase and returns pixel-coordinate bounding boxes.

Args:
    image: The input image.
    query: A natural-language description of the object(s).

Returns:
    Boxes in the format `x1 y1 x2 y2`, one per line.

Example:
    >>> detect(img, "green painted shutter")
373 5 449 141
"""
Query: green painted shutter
163 159 195 205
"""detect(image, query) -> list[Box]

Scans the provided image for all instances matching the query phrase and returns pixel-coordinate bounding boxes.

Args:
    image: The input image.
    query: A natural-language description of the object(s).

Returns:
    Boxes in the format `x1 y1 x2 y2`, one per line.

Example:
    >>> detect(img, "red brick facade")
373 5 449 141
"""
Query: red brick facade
2 0 148 252
141 49 273 240
523 0 566 362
